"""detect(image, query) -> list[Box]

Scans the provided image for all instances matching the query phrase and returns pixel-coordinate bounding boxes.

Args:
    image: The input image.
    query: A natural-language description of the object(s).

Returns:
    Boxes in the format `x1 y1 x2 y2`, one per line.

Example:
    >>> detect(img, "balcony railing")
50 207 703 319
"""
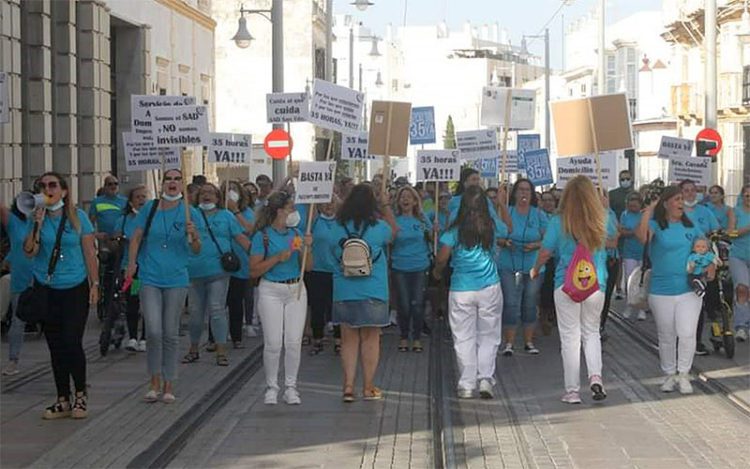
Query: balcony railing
671 83 703 118
718 72 747 110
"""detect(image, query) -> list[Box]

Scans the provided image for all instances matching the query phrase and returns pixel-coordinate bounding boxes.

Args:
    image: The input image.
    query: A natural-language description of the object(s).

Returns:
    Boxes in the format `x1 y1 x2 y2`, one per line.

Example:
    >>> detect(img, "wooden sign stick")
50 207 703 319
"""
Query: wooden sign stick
433 183 439 256
586 98 604 193
180 152 192 243
381 102 394 198
500 89 513 190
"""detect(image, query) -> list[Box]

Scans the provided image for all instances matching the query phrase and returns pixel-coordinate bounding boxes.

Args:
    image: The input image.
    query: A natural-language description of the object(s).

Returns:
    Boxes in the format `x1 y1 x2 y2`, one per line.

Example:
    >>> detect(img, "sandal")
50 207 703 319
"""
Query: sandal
71 392 88 419
42 397 71 420
412 340 423 353
144 389 160 403
308 342 324 356
398 339 409 352
363 387 383 401
182 351 200 363
342 386 355 403
216 354 229 366
302 336 311 346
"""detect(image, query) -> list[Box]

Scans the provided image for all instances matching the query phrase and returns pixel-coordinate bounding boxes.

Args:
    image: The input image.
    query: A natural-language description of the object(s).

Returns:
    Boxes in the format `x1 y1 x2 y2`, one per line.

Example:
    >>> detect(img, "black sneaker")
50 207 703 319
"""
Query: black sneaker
695 342 709 356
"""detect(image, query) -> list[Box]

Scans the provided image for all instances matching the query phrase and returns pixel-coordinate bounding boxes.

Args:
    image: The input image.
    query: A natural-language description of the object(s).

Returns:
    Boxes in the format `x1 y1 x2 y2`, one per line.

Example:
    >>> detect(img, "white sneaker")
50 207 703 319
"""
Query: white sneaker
125 338 138 352
283 387 302 405
678 373 693 395
457 388 473 399
478 379 494 399
622 308 632 320
660 374 677 393
736 329 748 342
244 325 258 338
264 388 278 405
325 322 334 334
137 340 147 352
2 361 19 376
501 343 514 356
637 310 647 321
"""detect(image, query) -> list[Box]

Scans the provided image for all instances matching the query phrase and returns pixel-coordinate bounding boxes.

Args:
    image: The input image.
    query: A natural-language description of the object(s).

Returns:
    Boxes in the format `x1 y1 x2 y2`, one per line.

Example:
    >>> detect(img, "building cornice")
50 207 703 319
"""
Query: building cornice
156 0 216 31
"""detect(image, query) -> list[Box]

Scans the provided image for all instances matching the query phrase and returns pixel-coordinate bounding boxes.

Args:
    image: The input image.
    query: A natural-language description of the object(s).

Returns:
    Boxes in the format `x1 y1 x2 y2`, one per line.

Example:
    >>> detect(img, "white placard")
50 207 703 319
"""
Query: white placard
390 158 410 181
556 152 618 189
149 105 210 147
480 87 536 130
668 156 712 186
456 129 498 161
266 92 309 124
295 161 337 204
342 132 376 160
469 151 519 178
658 136 694 159
0 72 8 124
208 133 252 165
416 150 462 182
131 95 195 144
308 79 364 133
122 132 181 172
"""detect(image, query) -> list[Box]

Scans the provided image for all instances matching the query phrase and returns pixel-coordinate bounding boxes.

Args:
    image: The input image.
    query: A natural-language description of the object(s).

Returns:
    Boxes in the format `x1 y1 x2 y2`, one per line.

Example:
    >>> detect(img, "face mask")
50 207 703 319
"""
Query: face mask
199 203 216 211
286 210 301 228
228 190 240 203
320 213 335 220
684 199 698 208
162 193 183 202
46 199 64 211
620 180 631 189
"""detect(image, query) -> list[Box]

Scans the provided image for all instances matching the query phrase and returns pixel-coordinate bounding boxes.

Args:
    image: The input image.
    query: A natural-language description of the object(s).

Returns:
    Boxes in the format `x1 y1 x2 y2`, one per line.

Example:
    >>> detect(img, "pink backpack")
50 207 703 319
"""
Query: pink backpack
562 243 600 302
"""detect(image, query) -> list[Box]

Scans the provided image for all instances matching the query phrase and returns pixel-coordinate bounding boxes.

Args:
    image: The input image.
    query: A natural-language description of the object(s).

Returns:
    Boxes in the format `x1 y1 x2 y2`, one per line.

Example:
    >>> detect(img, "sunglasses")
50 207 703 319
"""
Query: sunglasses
164 176 183 182
38 181 59 190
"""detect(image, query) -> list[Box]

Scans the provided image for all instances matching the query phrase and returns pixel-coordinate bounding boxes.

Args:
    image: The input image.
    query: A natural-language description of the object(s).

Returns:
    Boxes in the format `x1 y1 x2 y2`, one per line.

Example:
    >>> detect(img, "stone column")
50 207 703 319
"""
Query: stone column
0 0 24 201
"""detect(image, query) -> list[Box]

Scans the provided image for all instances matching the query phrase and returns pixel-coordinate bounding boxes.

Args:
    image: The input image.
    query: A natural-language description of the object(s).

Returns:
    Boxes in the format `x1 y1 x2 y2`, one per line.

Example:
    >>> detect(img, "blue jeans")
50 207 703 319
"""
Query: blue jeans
500 270 541 327
7 294 24 362
189 275 230 346
140 285 188 381
392 270 427 341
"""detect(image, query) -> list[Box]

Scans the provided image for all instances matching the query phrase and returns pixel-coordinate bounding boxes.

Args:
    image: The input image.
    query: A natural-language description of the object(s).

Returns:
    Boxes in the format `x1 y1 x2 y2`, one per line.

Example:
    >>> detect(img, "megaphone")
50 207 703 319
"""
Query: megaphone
16 191 47 216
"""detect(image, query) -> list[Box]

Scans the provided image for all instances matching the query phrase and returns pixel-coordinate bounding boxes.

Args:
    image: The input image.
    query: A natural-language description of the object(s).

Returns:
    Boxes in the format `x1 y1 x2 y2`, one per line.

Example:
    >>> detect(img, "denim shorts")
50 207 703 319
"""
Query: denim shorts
332 299 389 328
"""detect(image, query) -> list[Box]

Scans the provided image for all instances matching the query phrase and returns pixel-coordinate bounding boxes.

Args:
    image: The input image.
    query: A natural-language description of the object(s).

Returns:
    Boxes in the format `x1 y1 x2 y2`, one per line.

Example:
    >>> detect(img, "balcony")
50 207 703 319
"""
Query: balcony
718 71 750 113
670 83 703 120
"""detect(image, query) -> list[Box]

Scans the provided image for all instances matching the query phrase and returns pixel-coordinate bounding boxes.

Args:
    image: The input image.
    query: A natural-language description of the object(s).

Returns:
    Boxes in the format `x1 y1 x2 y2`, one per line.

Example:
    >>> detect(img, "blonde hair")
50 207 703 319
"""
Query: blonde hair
558 176 606 251
395 186 425 222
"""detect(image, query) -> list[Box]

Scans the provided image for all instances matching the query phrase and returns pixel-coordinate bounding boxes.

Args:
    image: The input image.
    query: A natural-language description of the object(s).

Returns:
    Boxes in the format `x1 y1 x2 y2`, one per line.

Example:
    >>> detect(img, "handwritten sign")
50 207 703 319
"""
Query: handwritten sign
131 95 195 144
0 72 8 124
524 149 554 186
456 129 498 161
149 105 210 147
556 152 618 189
295 161 337 204
658 136 693 159
342 132 376 160
416 150 462 182
122 132 180 172
208 133 251 165
308 79 364 134
669 156 711 186
266 92 309 124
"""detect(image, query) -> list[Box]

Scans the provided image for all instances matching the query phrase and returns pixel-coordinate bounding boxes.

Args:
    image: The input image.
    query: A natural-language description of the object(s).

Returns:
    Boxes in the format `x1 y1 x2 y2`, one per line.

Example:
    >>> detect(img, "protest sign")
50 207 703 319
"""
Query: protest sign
342 132 376 160
368 100 412 157
551 93 633 157
516 134 540 171
467 152 519 178
658 136 693 159
0 72 8 124
669 156 711 186
122 132 180 172
266 92 309 124
308 79 364 134
456 129 498 161
480 87 536 130
131 95 195 144
295 161 337 204
410 106 436 145
556 152 618 189
416 150 461 182
390 158 410 181
524 149 554 186
149 104 210 147
208 133 252 165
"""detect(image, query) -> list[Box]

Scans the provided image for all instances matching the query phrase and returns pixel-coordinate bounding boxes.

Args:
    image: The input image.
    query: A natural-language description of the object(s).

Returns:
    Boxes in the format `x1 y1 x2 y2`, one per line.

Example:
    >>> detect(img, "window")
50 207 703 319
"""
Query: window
628 98 637 121
606 54 616 93
743 65 750 106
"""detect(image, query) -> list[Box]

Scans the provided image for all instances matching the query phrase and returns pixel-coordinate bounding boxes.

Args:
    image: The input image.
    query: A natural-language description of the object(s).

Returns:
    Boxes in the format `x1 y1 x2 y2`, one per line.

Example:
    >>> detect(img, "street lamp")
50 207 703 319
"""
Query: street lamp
374 71 384 87
232 4 273 49
351 0 374 11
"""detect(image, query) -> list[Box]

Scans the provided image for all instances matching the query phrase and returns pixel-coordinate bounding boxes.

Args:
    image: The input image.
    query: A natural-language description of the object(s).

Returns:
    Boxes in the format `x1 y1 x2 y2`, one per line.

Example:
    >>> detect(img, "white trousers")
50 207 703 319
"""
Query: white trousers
554 287 604 392
648 292 702 375
448 283 503 390
257 279 308 390
623 258 644 314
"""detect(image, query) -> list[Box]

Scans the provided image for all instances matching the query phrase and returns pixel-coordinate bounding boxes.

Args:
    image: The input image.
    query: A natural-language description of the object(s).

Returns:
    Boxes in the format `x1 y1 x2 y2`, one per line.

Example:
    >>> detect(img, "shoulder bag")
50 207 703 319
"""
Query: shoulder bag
200 210 240 273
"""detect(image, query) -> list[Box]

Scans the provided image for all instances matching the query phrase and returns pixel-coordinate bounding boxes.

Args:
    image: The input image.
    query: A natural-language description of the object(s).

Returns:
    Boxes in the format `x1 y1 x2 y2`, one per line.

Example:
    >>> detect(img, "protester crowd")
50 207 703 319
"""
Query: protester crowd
1 167 749 419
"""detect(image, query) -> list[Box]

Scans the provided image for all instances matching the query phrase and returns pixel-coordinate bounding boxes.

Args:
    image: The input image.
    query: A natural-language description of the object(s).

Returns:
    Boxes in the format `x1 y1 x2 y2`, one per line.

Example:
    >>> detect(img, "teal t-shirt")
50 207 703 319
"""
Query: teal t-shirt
88 194 128 235
7 211 34 293
189 209 244 279
330 219 392 302
606 209 619 259
619 210 644 260
685 204 720 235
497 206 548 273
706 203 730 230
648 219 703 295
392 215 432 273
232 207 256 280
31 209 94 290
731 206 750 261
425 209 450 235
250 226 303 282
135 200 203 289
120 212 139 270
310 215 340 274
541 215 609 292
448 194 508 239
440 228 499 292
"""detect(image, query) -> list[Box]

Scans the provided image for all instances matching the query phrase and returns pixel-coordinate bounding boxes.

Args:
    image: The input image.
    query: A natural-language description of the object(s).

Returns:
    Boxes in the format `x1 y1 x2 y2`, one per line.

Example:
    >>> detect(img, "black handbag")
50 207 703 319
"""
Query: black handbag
16 210 68 323
200 210 240 273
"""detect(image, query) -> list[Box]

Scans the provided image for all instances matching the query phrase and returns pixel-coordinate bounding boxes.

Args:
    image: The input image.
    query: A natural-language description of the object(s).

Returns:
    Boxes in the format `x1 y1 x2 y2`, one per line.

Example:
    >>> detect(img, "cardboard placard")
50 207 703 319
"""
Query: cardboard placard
149 105 210 147
658 136 693 159
410 106 436 145
669 156 712 186
266 92 309 124
416 150 461 182
368 101 412 157
342 132 376 160
480 87 536 130
122 132 180 172
550 93 633 157
295 161 337 204
523 149 554 186
556 152 618 189
456 129 498 161
308 79 364 133
131 95 196 144
516 134 540 171
208 133 252 165
0 72 8 124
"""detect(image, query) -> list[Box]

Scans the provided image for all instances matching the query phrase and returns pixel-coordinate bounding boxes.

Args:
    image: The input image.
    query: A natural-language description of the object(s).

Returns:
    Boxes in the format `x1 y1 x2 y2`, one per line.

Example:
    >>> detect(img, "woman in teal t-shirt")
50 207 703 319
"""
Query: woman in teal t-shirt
635 185 706 395
618 193 646 320
728 184 750 340
433 185 507 400
120 185 149 353
706 185 730 230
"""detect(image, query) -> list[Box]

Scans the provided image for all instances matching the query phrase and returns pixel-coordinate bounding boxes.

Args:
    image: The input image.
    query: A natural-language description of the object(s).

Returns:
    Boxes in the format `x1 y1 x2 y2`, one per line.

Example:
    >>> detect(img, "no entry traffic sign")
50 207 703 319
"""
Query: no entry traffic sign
695 128 722 157
263 128 294 160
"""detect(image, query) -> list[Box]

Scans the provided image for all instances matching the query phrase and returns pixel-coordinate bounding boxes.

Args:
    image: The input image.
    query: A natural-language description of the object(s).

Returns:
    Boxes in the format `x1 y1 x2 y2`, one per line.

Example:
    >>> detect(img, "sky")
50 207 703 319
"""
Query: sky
333 0 664 70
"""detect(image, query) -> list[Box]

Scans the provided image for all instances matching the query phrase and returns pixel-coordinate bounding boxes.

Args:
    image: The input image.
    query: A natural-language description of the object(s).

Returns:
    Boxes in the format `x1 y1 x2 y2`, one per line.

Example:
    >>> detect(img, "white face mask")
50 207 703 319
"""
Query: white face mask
620 180 632 189
162 193 183 202
228 190 240 203
320 213 335 220
684 199 698 208
199 203 216 211
46 199 64 211
286 210 301 228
